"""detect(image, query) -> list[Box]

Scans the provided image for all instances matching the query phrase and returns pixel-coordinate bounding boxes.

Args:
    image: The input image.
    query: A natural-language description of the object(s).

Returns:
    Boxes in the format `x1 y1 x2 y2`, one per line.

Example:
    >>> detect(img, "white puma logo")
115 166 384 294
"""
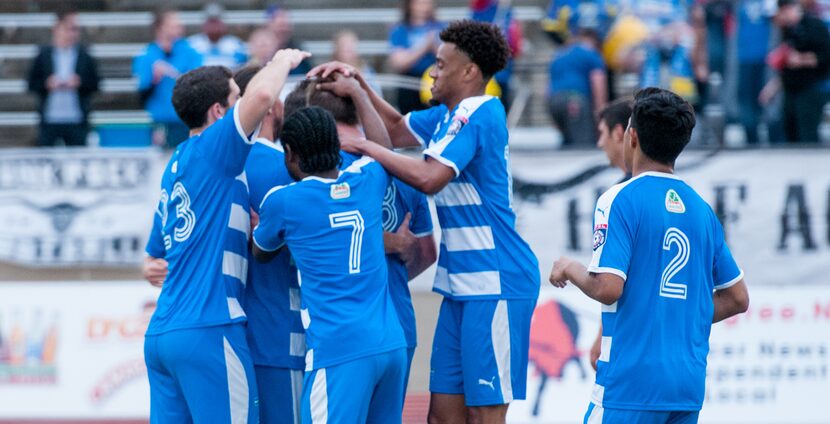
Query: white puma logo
478 377 496 391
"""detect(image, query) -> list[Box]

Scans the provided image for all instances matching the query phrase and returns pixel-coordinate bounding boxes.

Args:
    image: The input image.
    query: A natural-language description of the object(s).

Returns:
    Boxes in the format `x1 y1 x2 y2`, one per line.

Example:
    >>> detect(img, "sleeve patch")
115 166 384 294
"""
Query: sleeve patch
593 224 608 251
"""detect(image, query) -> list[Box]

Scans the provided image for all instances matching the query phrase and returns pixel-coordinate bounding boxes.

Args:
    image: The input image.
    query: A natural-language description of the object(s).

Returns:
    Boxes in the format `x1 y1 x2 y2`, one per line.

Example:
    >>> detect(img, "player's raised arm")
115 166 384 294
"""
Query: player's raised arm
308 61 420 148
237 49 311 135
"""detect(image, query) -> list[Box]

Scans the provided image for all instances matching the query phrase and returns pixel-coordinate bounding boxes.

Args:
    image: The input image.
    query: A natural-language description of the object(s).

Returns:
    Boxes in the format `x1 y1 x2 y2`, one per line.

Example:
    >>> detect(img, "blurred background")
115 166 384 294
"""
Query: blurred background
0 0 828 423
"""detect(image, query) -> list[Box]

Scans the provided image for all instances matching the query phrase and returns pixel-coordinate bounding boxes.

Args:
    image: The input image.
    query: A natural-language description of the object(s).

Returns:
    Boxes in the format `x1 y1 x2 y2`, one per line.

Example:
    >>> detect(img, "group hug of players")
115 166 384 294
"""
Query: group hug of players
141 19 750 424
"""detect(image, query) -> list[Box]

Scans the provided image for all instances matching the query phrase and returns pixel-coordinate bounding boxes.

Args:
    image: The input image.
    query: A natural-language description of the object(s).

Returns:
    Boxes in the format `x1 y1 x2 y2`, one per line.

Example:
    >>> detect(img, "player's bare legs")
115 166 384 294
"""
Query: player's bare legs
467 404 509 424
428 393 466 424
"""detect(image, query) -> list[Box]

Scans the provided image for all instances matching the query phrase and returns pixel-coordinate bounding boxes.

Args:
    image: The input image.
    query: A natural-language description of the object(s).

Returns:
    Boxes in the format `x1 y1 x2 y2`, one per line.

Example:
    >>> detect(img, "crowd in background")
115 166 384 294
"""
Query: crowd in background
23 0 830 148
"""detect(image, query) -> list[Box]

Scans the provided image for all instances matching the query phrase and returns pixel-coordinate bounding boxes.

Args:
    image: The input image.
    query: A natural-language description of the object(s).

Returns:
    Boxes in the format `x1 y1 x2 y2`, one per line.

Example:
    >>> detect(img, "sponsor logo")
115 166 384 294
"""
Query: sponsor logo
593 224 608 251
87 300 155 342
0 308 60 385
666 189 686 213
330 183 351 200
89 358 147 405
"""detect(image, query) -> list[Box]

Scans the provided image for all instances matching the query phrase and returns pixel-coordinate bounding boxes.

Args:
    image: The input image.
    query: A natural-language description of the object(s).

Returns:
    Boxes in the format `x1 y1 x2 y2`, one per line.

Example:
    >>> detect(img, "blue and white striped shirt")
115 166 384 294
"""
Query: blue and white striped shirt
406 95 540 300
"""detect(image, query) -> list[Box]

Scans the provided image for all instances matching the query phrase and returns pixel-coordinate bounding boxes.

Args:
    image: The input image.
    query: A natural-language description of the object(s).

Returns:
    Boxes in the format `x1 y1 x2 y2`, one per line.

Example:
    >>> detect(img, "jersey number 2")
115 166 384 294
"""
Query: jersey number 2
329 210 364 274
660 227 689 299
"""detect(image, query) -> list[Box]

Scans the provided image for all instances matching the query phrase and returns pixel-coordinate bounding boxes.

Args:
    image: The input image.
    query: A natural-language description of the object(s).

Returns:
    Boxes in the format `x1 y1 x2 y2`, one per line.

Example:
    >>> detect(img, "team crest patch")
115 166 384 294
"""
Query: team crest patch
665 189 686 213
593 224 608 251
330 182 351 200
446 116 468 137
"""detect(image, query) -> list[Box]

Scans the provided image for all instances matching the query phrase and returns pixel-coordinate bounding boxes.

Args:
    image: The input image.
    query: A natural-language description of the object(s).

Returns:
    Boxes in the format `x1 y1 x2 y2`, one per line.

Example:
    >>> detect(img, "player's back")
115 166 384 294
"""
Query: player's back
590 171 743 410
243 139 304 369
256 157 406 371
148 107 252 335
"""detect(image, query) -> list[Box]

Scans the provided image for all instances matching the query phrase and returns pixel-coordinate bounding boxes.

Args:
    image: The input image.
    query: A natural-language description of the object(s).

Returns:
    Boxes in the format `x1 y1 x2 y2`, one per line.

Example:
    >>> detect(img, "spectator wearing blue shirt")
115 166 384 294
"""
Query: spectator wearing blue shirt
736 0 774 144
133 9 202 148
548 28 608 147
470 0 524 110
389 0 445 114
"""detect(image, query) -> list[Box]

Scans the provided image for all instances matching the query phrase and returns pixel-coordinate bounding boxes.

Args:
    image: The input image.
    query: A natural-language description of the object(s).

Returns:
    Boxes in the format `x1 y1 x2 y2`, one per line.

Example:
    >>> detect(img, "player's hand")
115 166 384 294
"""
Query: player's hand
393 213 417 263
589 331 602 371
307 60 358 79
549 256 573 288
316 72 363 98
143 256 168 288
272 48 312 70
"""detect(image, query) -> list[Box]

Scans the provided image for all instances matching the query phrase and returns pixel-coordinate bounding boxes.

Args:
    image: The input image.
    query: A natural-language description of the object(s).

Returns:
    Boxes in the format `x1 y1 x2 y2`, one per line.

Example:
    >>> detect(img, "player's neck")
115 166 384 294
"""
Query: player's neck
306 169 340 180
444 85 487 112
336 123 361 138
632 158 673 177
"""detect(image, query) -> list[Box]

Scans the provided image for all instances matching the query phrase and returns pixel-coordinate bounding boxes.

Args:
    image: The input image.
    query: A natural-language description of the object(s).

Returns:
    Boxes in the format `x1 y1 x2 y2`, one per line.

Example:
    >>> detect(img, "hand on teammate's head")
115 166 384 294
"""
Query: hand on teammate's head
307 61 357 79
338 135 367 154
316 72 362 98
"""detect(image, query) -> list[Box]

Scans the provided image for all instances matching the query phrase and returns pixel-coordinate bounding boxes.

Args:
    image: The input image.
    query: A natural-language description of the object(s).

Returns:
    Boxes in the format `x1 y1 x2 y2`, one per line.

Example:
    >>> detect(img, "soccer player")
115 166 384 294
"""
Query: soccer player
587 98 633 370
549 88 750 423
292 75 439 395
310 20 540 423
252 107 408 423
231 64 304 424
142 49 310 423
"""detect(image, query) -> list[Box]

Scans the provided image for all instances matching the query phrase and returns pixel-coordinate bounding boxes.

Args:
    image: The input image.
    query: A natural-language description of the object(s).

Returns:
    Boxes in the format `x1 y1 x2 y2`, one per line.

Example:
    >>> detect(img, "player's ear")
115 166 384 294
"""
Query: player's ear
612 124 625 143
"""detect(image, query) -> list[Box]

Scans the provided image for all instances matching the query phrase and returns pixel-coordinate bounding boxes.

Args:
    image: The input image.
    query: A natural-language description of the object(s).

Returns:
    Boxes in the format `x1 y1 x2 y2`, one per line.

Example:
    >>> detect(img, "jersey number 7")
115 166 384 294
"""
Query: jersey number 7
329 210 365 274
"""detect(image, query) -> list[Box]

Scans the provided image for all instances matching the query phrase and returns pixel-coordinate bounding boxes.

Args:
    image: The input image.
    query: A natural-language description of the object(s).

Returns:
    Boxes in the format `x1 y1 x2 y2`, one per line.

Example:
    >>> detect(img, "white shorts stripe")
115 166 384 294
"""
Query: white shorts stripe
448 271 501 296
434 182 483 207
310 368 328 424
228 203 251 237
222 251 248 285
290 369 302 424
492 300 513 403
599 336 612 363
223 336 249 424
290 332 306 357
227 297 246 319
289 288 301 312
601 301 617 313
443 226 495 252
587 403 604 424
591 384 605 406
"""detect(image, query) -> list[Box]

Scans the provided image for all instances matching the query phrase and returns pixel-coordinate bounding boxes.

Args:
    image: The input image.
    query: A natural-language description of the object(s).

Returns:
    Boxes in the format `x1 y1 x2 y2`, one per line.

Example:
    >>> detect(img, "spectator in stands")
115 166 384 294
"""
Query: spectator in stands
265 5 311 75
735 0 775 144
332 30 382 94
188 3 247 70
133 9 201 148
542 0 617 45
548 28 607 147
247 27 277 67
27 9 100 147
768 0 830 143
388 0 444 114
470 0 523 108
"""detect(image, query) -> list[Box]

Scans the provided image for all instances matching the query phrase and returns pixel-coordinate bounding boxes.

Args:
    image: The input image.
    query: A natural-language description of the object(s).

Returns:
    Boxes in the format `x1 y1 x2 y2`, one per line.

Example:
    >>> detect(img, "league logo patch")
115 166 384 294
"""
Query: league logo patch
330 182 351 200
446 115 468 137
593 224 608 251
665 189 686 213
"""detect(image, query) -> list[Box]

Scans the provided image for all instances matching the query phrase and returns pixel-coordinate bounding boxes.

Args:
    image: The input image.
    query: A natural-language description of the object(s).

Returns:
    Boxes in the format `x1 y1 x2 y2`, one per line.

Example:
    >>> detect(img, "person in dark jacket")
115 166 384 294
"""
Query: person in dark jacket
775 0 830 143
27 9 100 147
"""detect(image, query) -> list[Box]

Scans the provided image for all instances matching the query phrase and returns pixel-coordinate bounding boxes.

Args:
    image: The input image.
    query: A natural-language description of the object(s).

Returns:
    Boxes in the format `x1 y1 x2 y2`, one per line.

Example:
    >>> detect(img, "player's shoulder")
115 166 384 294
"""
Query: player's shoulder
341 155 380 175
393 177 426 201
250 138 284 158
455 95 504 123
259 182 296 210
597 175 640 211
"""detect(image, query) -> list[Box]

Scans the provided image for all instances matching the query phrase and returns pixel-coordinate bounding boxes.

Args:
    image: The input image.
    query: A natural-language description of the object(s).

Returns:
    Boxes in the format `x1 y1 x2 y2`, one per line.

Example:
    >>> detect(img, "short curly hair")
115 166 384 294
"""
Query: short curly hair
439 20 510 80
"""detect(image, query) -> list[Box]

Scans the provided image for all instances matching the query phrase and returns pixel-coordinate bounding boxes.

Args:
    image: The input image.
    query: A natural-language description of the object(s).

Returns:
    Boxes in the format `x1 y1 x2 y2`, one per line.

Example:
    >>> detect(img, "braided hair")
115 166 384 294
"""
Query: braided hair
280 106 342 174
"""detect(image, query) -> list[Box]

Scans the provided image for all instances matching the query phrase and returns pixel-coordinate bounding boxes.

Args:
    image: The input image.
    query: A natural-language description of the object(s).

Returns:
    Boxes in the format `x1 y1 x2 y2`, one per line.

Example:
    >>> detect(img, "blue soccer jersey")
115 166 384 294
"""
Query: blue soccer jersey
243 138 305 370
145 104 257 335
588 172 744 411
382 178 433 348
405 95 540 300
253 157 407 371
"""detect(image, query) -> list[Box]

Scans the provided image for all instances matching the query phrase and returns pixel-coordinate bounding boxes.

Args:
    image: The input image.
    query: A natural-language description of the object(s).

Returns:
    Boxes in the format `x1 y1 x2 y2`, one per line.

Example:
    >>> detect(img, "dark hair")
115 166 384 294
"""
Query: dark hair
280 107 342 173
439 20 510 80
630 88 696 165
233 64 262 96
284 79 358 126
598 98 633 132
402 0 436 26
172 66 233 129
153 8 175 31
56 7 77 23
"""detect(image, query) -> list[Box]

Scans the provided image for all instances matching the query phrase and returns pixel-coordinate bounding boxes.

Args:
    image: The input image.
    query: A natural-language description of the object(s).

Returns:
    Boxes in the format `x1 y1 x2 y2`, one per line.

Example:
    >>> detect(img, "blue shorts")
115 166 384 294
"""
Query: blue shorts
584 403 700 424
429 298 536 407
255 365 303 424
144 323 258 423
403 347 415 399
301 348 407 424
